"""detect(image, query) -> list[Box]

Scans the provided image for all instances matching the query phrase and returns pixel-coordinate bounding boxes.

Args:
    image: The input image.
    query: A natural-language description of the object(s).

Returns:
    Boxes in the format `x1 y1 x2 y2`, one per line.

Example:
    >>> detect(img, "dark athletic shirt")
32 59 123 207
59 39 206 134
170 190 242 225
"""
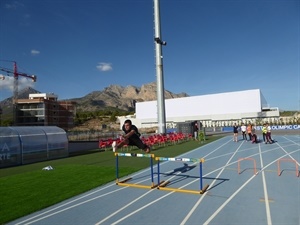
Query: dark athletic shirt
233 126 238 133
122 124 141 137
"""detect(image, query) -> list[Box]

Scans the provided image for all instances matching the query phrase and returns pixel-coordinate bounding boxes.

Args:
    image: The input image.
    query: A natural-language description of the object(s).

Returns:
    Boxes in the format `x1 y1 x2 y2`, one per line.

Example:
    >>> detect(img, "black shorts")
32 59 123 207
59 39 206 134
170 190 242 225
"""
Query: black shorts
128 135 148 149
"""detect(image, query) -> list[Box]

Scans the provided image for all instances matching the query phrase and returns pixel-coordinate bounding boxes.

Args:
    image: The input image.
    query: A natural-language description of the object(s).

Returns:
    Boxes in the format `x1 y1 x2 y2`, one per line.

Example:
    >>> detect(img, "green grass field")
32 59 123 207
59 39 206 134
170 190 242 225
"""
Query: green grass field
0 136 222 224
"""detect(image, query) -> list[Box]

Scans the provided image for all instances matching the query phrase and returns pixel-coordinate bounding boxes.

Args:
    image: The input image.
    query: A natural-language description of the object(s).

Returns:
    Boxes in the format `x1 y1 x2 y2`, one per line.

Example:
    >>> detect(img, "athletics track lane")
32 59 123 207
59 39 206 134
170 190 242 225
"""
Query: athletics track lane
8 134 300 225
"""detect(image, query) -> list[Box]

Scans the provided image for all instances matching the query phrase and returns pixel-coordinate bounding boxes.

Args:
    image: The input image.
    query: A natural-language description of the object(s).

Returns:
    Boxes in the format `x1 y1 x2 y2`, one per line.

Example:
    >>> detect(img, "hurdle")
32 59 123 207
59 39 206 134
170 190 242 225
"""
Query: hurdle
277 158 299 177
155 156 209 194
238 158 257 175
115 152 158 189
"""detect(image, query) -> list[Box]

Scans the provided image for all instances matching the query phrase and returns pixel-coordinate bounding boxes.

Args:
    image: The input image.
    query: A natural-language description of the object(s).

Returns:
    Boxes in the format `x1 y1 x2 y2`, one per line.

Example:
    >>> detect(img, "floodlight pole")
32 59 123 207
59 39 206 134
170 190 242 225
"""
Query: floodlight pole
154 0 166 134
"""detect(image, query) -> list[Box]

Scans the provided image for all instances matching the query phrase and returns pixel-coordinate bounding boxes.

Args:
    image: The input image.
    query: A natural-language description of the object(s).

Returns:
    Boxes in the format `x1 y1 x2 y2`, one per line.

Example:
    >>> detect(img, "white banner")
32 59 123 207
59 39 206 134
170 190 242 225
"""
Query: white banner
255 125 300 130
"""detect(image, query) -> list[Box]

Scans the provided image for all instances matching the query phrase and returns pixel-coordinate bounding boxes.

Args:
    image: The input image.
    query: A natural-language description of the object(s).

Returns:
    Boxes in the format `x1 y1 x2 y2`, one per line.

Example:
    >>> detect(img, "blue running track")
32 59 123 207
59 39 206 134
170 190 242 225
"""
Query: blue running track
8 134 300 225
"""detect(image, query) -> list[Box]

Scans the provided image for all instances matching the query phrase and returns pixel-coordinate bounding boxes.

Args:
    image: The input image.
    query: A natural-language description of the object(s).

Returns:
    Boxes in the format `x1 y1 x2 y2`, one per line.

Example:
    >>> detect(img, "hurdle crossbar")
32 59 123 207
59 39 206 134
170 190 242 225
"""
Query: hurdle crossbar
115 152 158 189
277 158 299 177
155 157 209 194
238 158 257 175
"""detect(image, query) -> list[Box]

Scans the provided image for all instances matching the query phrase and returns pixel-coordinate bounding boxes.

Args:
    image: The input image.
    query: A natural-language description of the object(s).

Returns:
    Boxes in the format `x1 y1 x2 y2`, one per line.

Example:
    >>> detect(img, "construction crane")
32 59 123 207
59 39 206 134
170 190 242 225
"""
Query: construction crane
0 61 37 125
0 74 3 125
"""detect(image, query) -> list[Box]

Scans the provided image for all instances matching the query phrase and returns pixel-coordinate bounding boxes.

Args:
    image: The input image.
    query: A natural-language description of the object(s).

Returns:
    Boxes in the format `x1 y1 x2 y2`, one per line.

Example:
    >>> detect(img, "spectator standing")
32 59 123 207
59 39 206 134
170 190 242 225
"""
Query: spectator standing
233 123 239 142
251 126 258 143
246 123 252 141
192 121 199 141
241 123 247 141
262 123 267 143
266 123 273 144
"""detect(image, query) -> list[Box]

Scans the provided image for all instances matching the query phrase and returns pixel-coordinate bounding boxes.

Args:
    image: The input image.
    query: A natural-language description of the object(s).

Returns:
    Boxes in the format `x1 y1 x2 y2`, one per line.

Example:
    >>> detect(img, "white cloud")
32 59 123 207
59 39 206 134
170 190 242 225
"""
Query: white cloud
96 62 112 72
0 75 14 91
24 14 31 19
19 77 35 90
0 75 35 92
5 1 24 9
5 2 30 26
31 49 40 55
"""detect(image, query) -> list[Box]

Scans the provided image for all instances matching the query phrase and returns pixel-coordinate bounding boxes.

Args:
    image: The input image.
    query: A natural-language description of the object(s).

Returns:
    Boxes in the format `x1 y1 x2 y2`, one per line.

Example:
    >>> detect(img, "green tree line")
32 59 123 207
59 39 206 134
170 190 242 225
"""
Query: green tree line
74 108 134 125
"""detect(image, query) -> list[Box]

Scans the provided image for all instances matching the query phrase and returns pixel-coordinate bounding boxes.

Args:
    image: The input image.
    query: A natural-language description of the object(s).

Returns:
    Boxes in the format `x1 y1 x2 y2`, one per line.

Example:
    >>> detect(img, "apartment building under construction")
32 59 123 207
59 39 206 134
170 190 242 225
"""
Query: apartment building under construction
16 93 76 130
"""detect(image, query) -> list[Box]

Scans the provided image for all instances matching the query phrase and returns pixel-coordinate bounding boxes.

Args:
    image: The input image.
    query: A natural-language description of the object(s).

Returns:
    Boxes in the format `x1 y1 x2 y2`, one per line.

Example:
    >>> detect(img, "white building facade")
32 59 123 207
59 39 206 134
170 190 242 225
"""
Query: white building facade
118 89 279 129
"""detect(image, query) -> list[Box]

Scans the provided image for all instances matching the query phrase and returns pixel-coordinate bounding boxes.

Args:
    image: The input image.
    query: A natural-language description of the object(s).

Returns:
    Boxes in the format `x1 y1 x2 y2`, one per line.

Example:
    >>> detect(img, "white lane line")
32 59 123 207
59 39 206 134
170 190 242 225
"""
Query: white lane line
14 166 155 225
276 139 300 171
14 183 122 225
203 172 258 225
19 169 161 225
14 140 226 225
99 139 233 225
106 141 300 225
284 136 300 146
203 148 300 225
259 143 272 225
17 137 298 225
95 189 155 225
110 191 174 225
17 187 128 225
180 140 244 225
100 140 298 224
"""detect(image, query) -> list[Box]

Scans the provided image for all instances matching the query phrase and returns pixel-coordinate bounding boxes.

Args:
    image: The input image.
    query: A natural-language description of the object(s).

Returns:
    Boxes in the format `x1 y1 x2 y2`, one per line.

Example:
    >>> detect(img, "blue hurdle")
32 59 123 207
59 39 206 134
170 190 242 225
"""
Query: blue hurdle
115 152 158 189
155 156 209 194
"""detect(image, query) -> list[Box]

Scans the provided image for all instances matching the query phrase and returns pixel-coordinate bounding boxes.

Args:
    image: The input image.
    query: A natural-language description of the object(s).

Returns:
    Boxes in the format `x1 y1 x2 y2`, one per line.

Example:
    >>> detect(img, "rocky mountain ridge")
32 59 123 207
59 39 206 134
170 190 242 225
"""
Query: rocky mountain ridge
0 83 188 112
0 87 40 109
68 82 188 111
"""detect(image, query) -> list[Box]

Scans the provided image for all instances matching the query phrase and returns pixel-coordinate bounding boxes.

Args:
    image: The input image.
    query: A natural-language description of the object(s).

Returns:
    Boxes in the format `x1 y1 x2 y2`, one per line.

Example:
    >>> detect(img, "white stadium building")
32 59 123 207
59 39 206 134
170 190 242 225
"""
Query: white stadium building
118 89 280 129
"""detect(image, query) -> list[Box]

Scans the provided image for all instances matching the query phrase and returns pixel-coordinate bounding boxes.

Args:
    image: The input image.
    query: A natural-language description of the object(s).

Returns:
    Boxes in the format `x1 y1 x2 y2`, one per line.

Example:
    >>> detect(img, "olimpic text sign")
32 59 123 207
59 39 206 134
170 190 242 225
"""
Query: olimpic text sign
255 125 300 130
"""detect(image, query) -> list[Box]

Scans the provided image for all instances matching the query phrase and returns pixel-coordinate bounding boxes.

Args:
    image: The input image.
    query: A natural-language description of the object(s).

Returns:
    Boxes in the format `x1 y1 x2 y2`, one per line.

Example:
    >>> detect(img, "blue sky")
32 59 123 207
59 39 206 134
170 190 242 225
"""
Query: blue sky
0 0 299 110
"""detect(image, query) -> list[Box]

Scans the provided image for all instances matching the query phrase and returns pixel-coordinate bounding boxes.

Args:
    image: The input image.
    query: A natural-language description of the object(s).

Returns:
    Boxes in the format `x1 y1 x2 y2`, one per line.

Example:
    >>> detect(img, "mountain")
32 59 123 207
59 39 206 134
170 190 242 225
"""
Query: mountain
0 87 40 109
66 82 189 111
0 83 188 112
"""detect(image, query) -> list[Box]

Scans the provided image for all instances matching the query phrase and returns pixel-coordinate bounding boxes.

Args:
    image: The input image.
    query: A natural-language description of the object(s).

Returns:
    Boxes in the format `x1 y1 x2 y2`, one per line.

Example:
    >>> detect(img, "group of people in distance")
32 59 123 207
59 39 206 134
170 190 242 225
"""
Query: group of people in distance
233 122 274 144
112 119 275 154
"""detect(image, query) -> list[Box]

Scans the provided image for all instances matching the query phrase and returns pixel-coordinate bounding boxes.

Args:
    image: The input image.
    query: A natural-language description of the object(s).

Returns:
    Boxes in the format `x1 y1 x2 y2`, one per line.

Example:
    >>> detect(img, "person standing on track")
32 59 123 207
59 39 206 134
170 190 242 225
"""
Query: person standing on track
246 123 252 141
233 123 239 142
192 121 199 141
112 119 151 153
265 123 273 144
251 126 258 143
262 123 267 143
241 123 247 141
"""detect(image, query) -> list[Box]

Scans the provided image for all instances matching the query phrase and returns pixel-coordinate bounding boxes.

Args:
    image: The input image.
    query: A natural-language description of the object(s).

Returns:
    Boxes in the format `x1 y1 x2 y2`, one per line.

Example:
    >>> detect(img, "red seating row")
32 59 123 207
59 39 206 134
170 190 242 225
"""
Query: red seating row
98 137 131 151
98 133 191 151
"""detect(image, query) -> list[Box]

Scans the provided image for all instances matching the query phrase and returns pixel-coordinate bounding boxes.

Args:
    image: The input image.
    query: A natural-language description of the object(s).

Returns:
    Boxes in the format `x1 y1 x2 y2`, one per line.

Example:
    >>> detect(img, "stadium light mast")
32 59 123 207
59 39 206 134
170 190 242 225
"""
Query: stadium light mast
153 0 167 134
